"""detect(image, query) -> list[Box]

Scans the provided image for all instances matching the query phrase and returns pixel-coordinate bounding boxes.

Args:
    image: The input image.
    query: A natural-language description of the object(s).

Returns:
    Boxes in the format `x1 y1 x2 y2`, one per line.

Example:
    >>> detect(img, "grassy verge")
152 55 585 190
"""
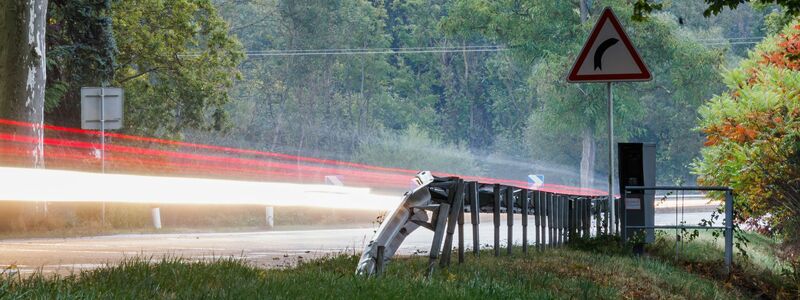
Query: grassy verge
642 230 798 298
2 247 749 299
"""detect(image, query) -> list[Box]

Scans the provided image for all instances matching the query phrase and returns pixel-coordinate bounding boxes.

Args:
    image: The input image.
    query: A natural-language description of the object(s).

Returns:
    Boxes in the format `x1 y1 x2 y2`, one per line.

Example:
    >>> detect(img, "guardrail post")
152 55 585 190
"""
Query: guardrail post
583 198 591 238
493 184 501 257
506 186 514 255
376 245 385 277
469 182 479 256
561 196 568 244
427 203 450 277
535 191 542 250
557 196 563 245
521 189 529 254
458 190 465 264
604 197 610 234
575 198 581 238
724 189 734 273
547 193 554 247
441 180 465 267
568 197 575 240
594 198 601 236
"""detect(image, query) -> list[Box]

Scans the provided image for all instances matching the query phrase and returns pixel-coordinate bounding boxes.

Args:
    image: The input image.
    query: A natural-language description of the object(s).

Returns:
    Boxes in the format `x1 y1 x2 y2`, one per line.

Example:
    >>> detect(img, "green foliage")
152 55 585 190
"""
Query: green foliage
442 1 726 184
634 0 800 19
354 126 482 175
215 0 405 156
782 258 800 296
45 0 117 121
694 20 800 242
44 0 243 136
113 0 244 136
39 0 770 187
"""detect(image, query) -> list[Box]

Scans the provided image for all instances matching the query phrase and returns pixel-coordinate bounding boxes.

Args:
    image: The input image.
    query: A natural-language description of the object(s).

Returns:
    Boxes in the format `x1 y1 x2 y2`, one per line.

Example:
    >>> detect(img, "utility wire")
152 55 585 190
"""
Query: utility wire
701 41 762 46
179 36 765 57
242 45 503 53
179 45 507 57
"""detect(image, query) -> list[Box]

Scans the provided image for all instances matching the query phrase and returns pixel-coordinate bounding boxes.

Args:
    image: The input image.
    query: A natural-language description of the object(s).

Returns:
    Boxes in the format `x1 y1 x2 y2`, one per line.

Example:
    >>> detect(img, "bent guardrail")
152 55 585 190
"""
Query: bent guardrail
356 171 618 277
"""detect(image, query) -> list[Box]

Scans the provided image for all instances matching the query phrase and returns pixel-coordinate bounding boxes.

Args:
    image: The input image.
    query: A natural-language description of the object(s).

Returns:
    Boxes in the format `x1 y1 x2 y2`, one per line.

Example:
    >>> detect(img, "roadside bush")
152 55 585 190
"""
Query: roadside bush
694 20 800 246
783 258 800 297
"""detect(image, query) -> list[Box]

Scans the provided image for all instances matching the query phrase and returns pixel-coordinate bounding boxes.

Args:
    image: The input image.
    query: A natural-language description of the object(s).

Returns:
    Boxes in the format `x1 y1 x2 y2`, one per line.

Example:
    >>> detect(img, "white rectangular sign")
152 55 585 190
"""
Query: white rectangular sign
81 87 124 130
625 197 641 210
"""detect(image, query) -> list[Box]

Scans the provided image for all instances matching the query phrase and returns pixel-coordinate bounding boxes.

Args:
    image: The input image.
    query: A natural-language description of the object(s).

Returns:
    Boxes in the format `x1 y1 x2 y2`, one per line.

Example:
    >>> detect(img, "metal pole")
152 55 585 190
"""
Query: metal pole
493 184 501 257
469 182 480 255
100 87 106 226
607 82 615 234
724 190 733 273
521 189 529 254
506 187 514 255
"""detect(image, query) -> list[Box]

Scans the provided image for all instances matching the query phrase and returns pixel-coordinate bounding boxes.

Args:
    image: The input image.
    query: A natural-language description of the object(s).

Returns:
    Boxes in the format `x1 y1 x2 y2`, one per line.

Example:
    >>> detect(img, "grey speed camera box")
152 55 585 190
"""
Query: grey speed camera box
618 142 655 243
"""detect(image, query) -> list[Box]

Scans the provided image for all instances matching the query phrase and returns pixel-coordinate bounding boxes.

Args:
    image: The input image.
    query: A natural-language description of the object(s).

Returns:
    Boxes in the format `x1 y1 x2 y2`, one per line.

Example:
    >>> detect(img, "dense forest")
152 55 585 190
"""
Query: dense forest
38 0 783 189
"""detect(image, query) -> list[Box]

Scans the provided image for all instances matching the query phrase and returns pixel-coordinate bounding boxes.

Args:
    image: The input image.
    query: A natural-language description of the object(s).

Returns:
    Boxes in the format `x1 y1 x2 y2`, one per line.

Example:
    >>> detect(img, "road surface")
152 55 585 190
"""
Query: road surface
0 208 719 275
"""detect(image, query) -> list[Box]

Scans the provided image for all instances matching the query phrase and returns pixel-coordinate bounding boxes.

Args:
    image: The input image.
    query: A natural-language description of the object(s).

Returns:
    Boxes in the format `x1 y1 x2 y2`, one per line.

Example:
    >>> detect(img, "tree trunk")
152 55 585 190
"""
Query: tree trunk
578 0 593 190
0 0 48 169
580 126 595 189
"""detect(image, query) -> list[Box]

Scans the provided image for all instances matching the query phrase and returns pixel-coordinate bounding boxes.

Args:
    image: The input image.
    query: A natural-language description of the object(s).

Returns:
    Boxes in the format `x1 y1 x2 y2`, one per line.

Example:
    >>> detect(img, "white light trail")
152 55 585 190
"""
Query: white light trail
0 167 401 211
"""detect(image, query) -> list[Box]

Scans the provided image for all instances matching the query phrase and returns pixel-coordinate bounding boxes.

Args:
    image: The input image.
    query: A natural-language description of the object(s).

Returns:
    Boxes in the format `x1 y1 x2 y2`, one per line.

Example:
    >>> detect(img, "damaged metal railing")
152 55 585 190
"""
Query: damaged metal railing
356 171 620 276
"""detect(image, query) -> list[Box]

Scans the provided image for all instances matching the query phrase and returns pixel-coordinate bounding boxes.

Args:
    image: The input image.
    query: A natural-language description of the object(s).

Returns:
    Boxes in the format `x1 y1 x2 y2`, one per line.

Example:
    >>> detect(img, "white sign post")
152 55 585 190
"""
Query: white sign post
81 87 124 225
567 7 651 233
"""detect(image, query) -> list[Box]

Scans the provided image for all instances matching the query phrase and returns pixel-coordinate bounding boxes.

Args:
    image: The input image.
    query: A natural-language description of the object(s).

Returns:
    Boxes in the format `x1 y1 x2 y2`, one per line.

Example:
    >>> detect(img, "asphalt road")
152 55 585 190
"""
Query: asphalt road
0 208 719 275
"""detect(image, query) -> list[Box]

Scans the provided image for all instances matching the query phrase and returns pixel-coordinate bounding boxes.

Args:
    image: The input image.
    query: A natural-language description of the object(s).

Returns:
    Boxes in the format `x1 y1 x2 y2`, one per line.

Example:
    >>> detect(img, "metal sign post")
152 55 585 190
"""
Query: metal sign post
100 87 105 224
606 82 614 232
567 7 652 234
99 87 105 173
81 87 124 225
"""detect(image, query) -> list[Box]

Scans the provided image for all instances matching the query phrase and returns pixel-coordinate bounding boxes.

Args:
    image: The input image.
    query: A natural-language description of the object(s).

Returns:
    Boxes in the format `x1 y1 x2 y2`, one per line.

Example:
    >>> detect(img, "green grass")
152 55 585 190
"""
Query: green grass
643 230 799 298
1 247 750 299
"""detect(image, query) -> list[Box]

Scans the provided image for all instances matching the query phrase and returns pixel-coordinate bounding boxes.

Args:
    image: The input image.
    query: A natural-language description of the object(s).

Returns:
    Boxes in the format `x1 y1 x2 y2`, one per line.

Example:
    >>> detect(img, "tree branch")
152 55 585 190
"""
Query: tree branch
117 68 158 83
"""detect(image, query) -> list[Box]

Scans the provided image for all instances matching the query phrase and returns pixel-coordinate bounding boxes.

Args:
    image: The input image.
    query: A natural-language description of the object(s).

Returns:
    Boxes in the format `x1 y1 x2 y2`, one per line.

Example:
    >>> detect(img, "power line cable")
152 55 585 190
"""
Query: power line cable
180 45 508 57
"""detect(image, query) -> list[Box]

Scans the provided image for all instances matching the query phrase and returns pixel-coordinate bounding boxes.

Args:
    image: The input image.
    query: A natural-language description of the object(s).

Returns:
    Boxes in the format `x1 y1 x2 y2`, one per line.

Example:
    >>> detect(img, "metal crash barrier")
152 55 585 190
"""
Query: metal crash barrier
356 171 619 277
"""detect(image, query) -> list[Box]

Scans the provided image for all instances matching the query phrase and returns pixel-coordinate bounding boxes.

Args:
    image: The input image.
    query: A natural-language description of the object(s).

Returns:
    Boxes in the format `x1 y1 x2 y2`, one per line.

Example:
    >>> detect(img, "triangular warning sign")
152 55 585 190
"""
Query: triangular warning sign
567 7 651 82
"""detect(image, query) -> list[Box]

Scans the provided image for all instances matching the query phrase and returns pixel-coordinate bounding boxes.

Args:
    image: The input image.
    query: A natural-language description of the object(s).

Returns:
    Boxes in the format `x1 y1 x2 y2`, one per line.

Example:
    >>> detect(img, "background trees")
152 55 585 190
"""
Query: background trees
10 0 780 188
441 1 727 186
45 0 243 137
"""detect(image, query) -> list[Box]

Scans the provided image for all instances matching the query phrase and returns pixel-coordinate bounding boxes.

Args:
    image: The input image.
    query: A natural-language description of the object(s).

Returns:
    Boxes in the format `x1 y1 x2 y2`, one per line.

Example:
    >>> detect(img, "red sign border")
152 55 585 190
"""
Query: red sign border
567 7 652 83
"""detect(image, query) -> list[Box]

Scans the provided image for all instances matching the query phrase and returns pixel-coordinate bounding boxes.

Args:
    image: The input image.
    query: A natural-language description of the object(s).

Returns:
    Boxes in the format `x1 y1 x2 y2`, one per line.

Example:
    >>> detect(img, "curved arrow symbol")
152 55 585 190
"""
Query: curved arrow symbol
594 38 619 70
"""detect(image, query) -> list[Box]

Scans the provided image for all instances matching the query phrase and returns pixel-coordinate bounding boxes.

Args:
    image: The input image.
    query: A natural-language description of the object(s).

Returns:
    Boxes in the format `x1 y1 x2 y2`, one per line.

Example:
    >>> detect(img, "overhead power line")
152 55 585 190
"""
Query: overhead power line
179 36 767 57
180 45 508 58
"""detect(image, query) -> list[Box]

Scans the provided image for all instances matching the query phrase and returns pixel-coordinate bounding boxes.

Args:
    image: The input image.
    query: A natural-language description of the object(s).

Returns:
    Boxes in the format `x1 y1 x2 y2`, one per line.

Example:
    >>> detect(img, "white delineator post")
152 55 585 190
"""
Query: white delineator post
266 206 274 229
151 207 162 229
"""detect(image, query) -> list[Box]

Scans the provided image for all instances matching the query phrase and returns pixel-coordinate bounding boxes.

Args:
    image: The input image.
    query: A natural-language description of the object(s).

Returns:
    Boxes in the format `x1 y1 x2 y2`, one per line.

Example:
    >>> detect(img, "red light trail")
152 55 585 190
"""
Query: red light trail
0 118 607 196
